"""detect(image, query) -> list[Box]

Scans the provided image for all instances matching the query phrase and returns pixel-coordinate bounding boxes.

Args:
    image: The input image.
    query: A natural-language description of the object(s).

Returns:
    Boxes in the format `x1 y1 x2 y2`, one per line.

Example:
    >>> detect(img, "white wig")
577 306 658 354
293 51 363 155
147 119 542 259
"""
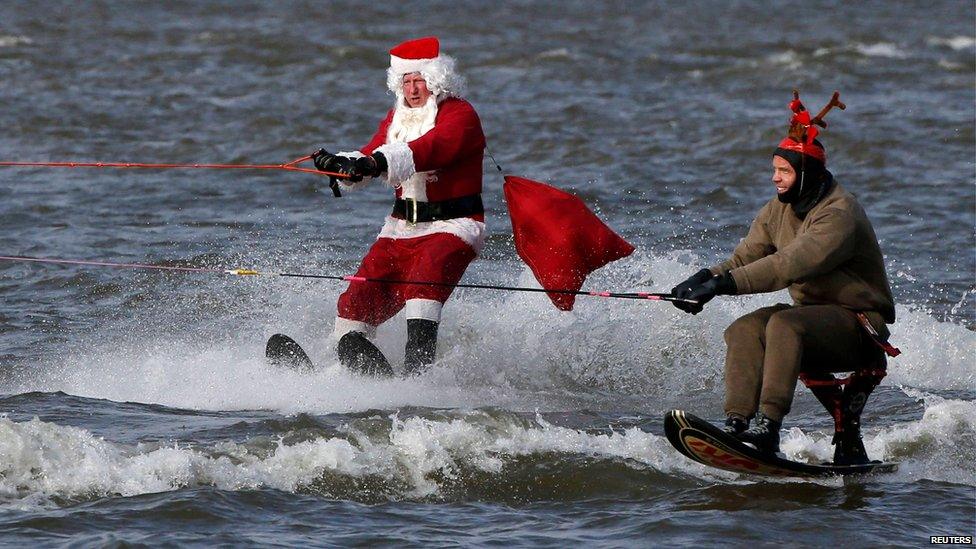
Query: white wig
386 54 466 103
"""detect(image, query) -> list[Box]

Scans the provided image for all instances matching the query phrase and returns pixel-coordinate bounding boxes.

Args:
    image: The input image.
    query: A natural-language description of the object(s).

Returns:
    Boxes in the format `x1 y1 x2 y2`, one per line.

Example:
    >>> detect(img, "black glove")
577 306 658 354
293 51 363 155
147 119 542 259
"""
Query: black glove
311 148 360 181
311 148 335 171
353 152 387 179
671 269 713 299
672 271 737 315
310 149 340 196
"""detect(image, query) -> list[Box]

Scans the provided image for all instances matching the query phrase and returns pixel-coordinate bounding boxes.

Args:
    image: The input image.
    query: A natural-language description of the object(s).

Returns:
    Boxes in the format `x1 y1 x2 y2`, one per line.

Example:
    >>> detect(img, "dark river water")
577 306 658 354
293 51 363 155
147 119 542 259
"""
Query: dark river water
0 1 973 546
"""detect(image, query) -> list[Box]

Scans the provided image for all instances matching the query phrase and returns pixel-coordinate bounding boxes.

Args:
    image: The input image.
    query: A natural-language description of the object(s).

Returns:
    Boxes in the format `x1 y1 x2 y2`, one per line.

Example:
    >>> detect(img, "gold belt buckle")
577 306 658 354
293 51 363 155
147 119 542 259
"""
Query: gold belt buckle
407 197 418 225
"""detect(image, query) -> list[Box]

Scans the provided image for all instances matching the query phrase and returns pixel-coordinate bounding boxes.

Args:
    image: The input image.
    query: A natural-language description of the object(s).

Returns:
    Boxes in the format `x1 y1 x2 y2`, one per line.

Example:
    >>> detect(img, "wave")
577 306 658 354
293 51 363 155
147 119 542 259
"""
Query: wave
927 36 976 51
765 42 910 68
536 48 573 59
0 35 32 48
0 410 694 509
851 42 909 59
765 50 803 70
2 394 972 509
812 42 909 59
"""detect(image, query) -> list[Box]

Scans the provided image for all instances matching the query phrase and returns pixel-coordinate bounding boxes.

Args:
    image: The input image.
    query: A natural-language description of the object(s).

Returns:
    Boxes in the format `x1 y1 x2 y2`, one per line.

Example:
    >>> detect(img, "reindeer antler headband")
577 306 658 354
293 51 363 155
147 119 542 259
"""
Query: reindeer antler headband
787 89 846 145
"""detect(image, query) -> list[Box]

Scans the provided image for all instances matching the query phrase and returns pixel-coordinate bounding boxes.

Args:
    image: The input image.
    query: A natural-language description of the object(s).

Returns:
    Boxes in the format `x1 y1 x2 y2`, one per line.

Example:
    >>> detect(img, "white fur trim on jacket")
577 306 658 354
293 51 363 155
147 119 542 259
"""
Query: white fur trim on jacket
377 216 486 254
405 299 443 322
399 172 430 201
375 141 415 188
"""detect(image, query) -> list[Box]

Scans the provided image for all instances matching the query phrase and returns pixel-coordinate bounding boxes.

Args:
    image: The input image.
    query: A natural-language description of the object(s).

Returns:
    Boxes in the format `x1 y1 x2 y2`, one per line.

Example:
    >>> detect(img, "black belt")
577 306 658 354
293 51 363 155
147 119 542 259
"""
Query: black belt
391 194 483 223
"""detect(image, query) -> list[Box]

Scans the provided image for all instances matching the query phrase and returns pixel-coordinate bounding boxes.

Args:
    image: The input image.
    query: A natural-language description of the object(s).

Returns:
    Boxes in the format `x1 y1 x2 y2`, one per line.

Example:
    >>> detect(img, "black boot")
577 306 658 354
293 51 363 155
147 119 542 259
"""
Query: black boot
722 414 749 435
832 377 875 465
833 427 869 465
735 411 781 454
336 331 393 377
403 319 438 375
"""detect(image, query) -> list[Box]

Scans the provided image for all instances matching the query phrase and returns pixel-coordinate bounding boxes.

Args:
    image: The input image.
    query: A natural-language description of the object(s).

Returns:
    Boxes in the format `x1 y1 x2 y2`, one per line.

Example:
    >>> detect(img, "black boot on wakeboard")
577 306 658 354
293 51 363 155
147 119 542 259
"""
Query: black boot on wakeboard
721 414 749 435
832 383 872 465
735 411 781 454
336 331 394 377
832 427 869 465
403 319 438 375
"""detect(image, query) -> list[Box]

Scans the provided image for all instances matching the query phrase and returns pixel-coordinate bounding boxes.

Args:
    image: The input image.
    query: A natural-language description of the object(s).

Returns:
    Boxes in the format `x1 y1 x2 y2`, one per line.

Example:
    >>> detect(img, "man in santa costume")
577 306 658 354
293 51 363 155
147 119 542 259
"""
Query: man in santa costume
670 91 897 465
312 36 486 377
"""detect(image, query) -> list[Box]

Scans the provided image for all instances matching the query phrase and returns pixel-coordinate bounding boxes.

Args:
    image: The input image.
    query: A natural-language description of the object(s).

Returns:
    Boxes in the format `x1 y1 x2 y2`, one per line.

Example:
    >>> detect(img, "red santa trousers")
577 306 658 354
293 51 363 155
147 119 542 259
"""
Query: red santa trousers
336 232 476 329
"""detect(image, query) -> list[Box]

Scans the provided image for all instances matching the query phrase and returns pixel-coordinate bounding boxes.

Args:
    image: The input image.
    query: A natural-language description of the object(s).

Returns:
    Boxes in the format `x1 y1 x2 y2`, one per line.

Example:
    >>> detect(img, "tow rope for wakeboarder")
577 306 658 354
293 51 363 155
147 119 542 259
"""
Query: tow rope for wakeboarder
0 154 350 196
0 154 344 178
0 255 694 304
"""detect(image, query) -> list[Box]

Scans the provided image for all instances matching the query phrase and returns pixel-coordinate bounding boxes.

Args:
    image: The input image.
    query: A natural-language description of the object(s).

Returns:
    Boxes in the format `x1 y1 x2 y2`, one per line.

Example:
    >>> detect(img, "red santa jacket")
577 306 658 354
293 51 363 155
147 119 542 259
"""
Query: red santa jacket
360 98 485 204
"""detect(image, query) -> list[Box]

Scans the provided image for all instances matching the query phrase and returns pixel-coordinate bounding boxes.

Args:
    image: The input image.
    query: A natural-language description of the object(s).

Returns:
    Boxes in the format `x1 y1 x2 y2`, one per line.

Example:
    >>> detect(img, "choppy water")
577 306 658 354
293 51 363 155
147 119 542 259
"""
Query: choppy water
1 1 974 546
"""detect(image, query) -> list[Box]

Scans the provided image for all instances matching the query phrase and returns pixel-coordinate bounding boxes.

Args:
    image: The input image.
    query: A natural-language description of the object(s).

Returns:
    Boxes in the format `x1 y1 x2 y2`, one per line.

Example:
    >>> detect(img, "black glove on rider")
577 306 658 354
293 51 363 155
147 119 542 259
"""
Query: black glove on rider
672 271 737 315
312 149 387 183
671 269 713 299
311 148 335 171
311 148 342 195
353 151 388 179
311 148 361 182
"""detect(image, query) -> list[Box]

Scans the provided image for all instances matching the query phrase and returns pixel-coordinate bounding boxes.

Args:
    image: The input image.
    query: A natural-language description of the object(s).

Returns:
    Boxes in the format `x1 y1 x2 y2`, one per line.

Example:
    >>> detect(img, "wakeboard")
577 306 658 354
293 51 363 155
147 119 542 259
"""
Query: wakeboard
265 333 315 372
664 409 897 478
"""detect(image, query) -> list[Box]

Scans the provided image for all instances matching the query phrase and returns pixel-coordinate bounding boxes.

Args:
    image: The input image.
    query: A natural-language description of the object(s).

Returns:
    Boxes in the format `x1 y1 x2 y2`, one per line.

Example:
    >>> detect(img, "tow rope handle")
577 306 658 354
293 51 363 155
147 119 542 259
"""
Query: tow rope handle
285 154 341 197
328 177 342 197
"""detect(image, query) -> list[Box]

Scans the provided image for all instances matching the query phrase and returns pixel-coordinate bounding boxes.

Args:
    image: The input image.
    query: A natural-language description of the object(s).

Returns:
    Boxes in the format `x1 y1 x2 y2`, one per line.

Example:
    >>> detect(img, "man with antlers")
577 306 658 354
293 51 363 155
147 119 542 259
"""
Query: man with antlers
670 91 897 464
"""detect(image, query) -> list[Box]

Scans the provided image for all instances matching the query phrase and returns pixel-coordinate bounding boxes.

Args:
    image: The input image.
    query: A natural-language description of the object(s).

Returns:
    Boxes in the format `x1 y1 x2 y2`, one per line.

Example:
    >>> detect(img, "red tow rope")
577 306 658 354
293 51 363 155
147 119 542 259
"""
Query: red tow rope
0 154 348 180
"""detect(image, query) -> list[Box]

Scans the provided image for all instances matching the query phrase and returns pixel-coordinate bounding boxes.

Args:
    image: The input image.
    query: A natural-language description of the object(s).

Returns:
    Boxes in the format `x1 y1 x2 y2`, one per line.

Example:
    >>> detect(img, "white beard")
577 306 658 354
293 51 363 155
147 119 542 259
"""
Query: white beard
386 96 438 200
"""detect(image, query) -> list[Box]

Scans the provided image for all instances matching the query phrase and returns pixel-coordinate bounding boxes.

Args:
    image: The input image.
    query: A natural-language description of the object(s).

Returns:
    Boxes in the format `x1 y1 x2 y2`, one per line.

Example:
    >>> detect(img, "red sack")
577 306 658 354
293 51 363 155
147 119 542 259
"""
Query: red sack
503 175 634 310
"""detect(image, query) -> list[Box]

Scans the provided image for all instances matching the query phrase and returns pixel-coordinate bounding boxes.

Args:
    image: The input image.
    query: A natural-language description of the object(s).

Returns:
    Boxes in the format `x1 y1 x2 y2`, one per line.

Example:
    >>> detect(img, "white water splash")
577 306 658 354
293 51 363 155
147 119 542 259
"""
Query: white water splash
884 306 975 391
8 252 973 412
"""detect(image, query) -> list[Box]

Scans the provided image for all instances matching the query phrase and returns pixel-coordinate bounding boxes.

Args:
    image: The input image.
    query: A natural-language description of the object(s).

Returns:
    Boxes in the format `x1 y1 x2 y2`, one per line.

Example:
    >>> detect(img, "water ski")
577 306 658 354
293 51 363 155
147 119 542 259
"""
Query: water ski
664 409 897 478
265 333 315 372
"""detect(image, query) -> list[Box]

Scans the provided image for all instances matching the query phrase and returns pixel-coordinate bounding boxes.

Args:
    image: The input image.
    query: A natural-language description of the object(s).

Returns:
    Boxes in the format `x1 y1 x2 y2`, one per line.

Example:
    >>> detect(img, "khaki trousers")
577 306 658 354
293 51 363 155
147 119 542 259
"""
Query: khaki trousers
723 304 883 422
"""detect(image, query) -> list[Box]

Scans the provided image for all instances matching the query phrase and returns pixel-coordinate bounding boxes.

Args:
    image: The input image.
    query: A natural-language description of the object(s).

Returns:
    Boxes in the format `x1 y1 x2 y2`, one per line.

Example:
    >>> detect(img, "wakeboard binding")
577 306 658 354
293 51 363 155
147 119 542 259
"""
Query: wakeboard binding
800 364 886 466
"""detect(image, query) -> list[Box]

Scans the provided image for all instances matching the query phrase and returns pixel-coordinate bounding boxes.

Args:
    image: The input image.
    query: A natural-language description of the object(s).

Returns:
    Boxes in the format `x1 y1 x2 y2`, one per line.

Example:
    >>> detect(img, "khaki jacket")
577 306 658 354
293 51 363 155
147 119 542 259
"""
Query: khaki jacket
710 182 895 331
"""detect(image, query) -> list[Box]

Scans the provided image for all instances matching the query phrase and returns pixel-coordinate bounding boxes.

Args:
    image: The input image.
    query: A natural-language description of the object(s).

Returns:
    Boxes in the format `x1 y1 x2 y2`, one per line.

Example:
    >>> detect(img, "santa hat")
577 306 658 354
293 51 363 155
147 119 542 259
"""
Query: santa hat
389 36 440 77
385 36 465 99
774 89 846 169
